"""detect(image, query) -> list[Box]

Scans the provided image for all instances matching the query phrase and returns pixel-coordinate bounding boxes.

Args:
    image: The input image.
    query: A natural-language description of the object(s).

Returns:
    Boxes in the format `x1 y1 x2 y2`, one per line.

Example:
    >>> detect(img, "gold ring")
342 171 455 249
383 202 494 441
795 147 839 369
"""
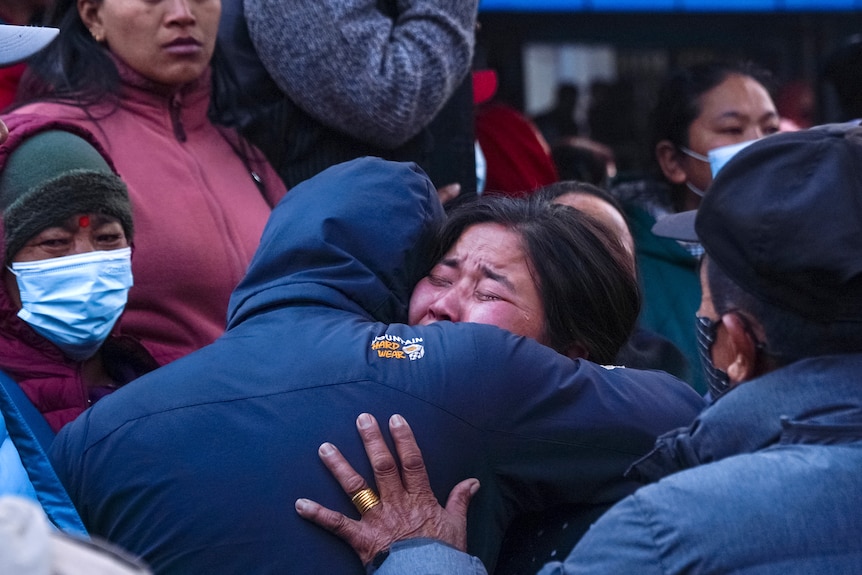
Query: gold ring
350 488 381 515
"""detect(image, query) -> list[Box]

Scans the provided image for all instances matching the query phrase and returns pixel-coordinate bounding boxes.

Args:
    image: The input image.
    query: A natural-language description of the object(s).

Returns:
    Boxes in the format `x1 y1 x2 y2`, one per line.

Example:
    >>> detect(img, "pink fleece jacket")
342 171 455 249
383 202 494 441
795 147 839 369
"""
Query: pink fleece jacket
11 63 286 366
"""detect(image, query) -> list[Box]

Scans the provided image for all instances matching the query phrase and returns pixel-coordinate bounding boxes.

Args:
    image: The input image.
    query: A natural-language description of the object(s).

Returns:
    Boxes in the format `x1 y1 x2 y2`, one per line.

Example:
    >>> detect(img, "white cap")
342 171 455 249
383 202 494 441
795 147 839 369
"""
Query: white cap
0 496 152 575
0 25 58 67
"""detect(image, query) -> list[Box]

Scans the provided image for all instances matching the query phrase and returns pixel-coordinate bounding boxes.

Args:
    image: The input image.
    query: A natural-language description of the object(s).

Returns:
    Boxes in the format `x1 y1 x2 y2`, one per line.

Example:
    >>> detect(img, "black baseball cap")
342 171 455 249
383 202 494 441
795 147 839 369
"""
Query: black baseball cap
0 25 58 67
653 122 862 322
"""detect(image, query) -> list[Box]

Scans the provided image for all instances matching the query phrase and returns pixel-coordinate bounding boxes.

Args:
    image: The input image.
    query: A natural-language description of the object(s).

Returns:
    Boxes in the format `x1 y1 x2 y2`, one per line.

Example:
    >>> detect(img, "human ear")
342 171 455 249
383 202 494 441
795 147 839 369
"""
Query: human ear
78 0 105 41
655 140 688 185
721 313 759 388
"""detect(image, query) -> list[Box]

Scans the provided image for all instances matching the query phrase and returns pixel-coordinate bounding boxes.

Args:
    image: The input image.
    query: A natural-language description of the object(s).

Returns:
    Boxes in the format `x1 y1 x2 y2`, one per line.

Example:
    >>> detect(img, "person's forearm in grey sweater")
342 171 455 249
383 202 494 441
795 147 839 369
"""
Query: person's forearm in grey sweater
244 0 478 148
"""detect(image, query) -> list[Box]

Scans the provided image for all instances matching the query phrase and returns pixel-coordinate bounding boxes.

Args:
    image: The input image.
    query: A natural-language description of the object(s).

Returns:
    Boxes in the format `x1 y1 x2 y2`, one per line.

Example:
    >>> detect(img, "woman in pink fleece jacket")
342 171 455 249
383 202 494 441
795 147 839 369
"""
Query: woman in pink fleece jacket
7 0 286 366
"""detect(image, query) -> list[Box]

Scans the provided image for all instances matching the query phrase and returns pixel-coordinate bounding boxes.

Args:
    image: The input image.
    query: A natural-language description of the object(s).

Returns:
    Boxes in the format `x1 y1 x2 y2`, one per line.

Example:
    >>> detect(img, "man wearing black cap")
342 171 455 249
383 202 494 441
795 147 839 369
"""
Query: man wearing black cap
306 123 862 574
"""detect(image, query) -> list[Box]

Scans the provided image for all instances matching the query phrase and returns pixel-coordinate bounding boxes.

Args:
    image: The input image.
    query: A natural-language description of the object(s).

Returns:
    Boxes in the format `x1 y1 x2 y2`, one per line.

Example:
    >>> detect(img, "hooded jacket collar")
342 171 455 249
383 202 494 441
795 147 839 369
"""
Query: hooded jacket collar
108 53 211 141
226 157 445 329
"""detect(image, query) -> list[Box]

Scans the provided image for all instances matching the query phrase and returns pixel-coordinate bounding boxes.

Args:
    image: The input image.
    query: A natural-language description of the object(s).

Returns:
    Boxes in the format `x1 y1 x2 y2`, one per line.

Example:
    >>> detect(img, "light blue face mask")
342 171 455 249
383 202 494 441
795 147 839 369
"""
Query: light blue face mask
681 139 759 198
707 139 758 177
9 248 133 361
681 138 760 181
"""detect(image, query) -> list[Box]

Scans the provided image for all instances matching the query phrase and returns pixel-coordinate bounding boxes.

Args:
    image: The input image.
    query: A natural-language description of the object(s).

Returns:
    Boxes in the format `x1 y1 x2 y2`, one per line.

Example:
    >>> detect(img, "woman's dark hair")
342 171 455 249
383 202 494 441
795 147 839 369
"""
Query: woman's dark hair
16 0 121 107
649 60 774 155
437 194 640 363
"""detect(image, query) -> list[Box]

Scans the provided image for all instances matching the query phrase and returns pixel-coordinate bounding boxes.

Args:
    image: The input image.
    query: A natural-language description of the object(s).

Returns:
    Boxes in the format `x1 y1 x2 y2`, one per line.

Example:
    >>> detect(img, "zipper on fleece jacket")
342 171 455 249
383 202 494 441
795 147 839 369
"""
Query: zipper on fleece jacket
170 93 187 142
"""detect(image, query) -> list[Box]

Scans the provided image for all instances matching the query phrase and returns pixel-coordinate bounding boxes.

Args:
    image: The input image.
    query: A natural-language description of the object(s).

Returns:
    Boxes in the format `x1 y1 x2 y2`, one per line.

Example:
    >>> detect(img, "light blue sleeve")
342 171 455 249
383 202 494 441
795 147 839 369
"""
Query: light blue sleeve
537 493 666 575
0 412 38 501
1 372 87 537
372 538 488 575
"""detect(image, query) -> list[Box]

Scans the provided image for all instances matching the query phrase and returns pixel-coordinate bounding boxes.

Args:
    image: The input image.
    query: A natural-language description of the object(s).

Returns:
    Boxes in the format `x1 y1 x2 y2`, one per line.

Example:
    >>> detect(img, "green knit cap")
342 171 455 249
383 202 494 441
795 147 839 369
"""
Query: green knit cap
0 130 134 262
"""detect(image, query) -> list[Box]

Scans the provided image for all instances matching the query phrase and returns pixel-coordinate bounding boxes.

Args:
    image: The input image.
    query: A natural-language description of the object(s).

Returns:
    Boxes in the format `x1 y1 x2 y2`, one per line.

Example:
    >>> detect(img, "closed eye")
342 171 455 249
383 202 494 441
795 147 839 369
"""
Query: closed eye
39 238 70 248
96 233 125 244
475 291 501 302
426 274 452 287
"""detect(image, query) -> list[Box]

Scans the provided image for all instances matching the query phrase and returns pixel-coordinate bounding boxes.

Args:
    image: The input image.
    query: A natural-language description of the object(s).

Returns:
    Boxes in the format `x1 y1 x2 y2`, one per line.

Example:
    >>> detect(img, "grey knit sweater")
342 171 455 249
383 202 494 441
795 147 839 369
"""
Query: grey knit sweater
244 0 477 148
215 0 478 188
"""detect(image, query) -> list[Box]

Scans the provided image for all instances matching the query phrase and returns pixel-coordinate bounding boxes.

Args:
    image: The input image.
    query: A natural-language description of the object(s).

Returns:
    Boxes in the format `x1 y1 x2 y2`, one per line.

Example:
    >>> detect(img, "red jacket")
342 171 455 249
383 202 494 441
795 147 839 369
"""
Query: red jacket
475 102 558 197
10 62 287 365
0 63 25 111
0 114 159 431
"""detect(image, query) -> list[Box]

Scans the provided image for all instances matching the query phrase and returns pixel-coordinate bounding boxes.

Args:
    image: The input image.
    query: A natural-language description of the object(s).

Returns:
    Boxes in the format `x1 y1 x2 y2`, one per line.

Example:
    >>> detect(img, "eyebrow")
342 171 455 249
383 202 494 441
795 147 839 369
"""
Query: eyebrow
438 257 517 292
717 110 778 122
482 265 516 292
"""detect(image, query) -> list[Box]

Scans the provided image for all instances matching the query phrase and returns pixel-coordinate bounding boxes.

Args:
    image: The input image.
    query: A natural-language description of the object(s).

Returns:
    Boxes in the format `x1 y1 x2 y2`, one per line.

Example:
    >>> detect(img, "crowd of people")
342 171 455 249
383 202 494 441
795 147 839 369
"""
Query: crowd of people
0 0 860 572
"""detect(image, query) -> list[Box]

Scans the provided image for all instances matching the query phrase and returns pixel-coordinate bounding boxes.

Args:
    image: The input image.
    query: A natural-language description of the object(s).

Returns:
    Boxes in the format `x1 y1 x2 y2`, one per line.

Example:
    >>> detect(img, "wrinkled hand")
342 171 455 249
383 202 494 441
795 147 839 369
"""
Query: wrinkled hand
295 413 480 566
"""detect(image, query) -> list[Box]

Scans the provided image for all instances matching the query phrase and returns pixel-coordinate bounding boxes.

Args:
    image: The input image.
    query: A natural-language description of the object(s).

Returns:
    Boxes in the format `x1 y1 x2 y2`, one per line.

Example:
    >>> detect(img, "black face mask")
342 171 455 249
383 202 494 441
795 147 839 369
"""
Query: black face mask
695 315 731 401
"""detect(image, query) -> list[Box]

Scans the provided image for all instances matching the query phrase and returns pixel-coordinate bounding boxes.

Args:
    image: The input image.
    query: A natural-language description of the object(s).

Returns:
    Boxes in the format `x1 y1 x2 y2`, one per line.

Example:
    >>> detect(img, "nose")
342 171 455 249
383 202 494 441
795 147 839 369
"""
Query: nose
747 125 766 140
70 236 98 255
165 0 196 25
426 289 461 323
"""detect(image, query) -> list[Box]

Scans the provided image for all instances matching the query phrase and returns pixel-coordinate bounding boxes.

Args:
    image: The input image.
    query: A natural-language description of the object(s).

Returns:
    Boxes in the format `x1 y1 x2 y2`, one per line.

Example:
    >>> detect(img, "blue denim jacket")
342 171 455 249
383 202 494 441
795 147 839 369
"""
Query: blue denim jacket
372 539 487 575
544 354 862 574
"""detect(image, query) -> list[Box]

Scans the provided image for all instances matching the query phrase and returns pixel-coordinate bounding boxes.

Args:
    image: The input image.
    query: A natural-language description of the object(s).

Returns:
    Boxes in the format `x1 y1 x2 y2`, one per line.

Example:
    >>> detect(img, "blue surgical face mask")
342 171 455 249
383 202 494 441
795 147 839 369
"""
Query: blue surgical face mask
681 138 759 179
707 139 758 177
9 248 133 361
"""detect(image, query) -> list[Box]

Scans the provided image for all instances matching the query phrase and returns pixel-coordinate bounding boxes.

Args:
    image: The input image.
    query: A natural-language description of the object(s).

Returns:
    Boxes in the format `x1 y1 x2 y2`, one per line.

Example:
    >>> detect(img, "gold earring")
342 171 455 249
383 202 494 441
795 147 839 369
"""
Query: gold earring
90 29 104 43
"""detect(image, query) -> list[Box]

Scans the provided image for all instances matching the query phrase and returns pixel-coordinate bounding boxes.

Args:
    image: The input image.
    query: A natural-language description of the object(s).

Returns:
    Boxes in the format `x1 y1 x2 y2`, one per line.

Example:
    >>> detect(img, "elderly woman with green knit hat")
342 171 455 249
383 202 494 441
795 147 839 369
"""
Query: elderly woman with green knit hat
1 128 157 432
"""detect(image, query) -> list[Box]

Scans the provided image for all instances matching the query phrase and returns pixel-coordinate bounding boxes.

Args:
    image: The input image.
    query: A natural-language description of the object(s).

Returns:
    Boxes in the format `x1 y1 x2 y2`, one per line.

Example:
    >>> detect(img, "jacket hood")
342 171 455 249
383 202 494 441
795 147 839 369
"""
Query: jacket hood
226 157 445 328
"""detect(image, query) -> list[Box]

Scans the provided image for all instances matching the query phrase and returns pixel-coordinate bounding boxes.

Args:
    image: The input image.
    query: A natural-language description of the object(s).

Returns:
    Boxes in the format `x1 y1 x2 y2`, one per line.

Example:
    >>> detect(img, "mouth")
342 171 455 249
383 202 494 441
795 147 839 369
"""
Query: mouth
164 37 202 48
162 37 204 56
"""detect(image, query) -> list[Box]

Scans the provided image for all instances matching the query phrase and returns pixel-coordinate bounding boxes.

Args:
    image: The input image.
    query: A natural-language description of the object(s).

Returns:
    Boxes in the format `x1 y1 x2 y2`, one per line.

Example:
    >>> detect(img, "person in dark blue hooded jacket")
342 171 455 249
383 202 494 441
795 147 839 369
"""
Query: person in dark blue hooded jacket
49 157 703 574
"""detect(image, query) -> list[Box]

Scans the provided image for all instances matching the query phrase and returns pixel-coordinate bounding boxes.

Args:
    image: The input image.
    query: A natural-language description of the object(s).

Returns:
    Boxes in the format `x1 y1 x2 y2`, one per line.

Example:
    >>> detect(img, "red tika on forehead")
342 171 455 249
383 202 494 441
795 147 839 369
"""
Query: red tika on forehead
79 215 90 228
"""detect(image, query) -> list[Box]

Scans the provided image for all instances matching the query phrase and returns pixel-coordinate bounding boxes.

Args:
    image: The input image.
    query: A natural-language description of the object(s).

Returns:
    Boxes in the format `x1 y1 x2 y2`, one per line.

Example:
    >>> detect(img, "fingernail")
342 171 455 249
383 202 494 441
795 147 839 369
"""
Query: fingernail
295 499 310 512
319 442 335 456
470 480 481 495
391 414 405 427
357 413 373 429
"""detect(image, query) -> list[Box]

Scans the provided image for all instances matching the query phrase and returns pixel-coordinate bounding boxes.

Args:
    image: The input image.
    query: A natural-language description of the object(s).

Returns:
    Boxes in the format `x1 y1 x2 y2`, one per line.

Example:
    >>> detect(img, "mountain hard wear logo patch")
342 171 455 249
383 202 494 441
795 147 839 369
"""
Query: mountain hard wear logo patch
371 335 425 361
